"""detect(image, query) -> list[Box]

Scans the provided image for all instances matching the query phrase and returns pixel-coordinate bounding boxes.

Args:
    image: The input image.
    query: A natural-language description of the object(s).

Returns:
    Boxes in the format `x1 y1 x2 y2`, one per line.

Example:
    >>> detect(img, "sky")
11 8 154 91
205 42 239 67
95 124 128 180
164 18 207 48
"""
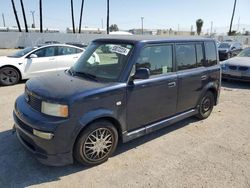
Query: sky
0 0 249 33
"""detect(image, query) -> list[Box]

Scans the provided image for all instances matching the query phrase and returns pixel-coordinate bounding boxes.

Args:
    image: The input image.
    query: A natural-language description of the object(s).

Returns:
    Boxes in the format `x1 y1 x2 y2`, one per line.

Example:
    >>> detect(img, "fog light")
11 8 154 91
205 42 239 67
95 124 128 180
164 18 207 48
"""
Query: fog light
33 129 54 140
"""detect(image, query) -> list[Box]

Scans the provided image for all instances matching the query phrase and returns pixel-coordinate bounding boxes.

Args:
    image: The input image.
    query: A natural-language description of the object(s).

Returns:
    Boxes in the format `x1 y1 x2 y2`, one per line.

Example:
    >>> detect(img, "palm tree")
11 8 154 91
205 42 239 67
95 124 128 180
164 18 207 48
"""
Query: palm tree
106 0 109 34
71 0 75 33
229 0 237 36
39 0 43 33
11 0 21 32
78 0 85 33
20 0 28 32
196 19 203 35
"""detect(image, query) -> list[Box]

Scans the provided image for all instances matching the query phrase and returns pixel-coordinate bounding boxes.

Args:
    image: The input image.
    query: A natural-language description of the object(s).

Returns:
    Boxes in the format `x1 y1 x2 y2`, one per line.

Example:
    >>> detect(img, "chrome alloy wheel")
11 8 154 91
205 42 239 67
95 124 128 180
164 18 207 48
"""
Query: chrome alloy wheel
83 128 113 162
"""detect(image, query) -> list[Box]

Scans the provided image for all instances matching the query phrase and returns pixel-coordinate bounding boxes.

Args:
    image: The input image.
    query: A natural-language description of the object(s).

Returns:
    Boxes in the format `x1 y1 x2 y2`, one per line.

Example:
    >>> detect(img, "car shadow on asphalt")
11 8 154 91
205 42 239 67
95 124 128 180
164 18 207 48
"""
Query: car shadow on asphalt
221 80 250 89
0 117 198 187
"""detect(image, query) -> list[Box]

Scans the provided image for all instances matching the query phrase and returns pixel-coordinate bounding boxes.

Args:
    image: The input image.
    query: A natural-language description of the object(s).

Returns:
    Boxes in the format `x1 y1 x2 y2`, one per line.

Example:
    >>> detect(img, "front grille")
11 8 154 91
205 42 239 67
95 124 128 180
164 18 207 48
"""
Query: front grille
239 66 249 71
25 88 42 112
228 65 237 70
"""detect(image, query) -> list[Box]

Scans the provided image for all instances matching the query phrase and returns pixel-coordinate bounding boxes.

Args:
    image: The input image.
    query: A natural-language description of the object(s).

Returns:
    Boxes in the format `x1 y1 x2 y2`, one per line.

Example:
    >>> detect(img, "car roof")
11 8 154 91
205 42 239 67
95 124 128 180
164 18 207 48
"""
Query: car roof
35 43 84 49
93 36 215 44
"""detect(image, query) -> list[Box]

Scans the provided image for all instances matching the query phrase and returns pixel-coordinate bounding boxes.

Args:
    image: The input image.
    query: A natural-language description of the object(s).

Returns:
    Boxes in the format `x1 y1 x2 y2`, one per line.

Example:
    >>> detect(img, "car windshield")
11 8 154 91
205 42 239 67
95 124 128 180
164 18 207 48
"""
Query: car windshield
72 42 133 82
8 47 36 58
218 43 230 48
238 48 250 57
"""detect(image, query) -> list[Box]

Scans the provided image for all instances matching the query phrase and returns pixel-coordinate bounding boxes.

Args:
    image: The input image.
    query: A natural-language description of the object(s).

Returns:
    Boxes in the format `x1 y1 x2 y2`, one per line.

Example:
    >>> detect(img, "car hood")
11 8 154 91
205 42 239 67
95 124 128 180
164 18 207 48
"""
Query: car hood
218 48 229 51
26 71 119 102
223 57 250 67
0 56 18 64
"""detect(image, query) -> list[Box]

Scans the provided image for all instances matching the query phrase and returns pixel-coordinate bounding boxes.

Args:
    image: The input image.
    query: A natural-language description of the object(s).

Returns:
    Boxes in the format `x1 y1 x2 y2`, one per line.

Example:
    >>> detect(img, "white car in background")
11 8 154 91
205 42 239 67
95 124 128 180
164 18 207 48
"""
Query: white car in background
0 44 84 86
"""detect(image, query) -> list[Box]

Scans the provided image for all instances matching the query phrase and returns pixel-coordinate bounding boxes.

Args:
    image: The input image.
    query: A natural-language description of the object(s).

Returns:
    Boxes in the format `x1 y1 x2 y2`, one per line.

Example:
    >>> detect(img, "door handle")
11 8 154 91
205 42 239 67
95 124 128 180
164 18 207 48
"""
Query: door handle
201 75 207 80
73 56 79 59
49 58 55 60
168 82 176 88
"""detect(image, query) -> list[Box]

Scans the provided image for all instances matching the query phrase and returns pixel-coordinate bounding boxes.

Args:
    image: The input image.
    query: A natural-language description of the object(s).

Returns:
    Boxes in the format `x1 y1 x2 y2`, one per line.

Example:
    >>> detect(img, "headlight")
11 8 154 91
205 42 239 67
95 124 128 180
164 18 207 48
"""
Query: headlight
41 101 69 117
221 64 226 69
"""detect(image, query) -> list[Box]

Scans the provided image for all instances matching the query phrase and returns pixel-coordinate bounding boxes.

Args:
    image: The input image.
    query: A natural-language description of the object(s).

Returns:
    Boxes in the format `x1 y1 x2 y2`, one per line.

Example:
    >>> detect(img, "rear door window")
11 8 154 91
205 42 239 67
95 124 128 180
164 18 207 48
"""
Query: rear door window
176 44 196 70
204 42 217 66
57 46 83 56
196 44 204 67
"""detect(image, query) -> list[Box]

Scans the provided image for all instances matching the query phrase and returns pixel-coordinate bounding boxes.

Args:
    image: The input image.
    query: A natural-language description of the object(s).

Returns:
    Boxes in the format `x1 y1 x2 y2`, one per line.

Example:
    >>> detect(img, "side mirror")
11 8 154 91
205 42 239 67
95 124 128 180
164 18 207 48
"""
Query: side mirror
29 54 38 58
132 68 150 80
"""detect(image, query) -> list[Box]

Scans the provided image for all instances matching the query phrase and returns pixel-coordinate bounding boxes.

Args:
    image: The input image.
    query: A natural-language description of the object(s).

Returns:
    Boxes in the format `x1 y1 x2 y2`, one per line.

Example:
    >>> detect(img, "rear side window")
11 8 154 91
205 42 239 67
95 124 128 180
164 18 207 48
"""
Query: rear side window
205 42 217 66
136 45 173 76
176 44 196 70
196 44 204 67
57 47 83 56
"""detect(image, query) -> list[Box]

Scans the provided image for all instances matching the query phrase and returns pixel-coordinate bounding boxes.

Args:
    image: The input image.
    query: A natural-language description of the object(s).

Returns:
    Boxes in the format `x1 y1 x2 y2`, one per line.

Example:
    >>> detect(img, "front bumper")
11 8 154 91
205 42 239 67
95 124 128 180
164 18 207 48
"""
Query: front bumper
222 73 250 82
13 95 77 166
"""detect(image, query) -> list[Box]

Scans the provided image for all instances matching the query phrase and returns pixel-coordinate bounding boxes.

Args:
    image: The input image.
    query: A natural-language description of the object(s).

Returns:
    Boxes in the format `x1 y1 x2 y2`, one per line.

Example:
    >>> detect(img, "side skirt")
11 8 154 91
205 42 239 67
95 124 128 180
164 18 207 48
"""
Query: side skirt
122 109 198 143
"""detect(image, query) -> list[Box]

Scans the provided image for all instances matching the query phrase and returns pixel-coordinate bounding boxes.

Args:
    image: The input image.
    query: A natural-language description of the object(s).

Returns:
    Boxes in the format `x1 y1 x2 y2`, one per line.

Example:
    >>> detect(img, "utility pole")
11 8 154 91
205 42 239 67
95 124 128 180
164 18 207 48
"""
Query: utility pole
30 11 35 28
106 0 110 34
141 17 144 35
210 21 213 36
39 0 43 33
11 0 22 32
101 18 103 29
20 0 28 32
78 0 85 33
2 13 5 27
229 0 237 35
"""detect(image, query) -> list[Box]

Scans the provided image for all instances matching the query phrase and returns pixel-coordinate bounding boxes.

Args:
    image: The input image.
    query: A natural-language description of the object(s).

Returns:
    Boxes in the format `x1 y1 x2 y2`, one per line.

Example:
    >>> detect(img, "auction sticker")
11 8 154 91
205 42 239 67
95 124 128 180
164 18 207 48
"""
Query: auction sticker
110 45 130 56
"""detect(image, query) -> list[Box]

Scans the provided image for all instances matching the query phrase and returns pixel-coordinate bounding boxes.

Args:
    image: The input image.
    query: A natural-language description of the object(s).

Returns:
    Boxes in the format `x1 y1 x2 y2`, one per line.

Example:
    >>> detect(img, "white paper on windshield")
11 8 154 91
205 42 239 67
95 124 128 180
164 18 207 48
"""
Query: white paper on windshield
162 66 168 73
110 45 130 56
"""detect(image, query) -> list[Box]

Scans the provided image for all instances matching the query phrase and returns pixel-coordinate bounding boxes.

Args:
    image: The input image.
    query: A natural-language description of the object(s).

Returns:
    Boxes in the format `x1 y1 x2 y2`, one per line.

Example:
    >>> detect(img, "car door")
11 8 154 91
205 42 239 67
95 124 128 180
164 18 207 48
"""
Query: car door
176 43 207 113
55 46 84 70
126 44 178 131
24 46 58 77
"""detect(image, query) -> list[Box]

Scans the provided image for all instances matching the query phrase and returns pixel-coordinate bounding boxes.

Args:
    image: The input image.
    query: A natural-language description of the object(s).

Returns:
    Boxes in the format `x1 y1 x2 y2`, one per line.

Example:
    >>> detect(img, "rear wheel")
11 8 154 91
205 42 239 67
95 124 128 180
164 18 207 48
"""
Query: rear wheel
196 91 215 120
0 67 20 86
74 120 118 166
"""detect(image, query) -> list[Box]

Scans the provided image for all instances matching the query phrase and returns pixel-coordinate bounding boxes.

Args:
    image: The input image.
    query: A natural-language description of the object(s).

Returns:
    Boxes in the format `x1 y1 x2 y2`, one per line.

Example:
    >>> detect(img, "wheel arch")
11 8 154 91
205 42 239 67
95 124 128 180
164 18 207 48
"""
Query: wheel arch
72 115 123 155
0 65 22 80
197 83 219 107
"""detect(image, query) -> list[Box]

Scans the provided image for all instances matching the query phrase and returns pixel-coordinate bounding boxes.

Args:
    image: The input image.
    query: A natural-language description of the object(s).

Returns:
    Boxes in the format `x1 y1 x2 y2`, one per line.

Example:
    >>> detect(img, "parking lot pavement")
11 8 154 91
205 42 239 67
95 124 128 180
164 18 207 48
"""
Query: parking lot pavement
0 80 249 188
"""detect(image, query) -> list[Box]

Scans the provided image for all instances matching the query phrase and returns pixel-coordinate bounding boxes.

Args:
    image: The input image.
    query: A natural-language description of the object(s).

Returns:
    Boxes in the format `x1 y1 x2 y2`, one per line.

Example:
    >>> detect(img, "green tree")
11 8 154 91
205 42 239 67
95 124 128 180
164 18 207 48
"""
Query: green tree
109 24 119 32
196 19 203 35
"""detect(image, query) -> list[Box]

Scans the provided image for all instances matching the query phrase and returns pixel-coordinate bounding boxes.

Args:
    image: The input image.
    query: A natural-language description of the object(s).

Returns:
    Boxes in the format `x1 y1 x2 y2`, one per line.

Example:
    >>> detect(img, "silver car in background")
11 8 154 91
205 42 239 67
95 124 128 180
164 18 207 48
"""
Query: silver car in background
218 41 242 61
221 47 250 82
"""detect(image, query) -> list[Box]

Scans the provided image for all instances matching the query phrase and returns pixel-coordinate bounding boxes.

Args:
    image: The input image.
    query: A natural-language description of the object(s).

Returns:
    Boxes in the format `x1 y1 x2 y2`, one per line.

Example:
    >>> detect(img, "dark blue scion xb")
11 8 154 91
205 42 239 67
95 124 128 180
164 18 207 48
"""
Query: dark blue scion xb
13 37 221 166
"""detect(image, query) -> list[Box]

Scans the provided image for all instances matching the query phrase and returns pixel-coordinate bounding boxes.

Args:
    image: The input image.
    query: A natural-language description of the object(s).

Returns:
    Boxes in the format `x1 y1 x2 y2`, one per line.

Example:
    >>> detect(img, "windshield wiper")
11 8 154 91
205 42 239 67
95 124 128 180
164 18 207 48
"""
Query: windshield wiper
73 71 98 81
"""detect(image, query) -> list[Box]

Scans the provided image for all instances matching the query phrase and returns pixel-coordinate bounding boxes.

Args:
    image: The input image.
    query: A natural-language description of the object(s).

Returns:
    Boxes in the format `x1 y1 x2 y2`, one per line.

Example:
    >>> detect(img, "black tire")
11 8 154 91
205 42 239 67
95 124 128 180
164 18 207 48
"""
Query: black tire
196 91 215 120
74 120 118 166
0 67 20 86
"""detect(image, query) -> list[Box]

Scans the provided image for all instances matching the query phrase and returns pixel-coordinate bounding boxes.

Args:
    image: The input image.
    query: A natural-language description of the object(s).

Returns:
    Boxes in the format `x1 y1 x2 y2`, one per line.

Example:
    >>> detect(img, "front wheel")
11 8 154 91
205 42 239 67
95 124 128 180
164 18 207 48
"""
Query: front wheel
74 120 118 166
196 91 215 120
0 67 20 86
